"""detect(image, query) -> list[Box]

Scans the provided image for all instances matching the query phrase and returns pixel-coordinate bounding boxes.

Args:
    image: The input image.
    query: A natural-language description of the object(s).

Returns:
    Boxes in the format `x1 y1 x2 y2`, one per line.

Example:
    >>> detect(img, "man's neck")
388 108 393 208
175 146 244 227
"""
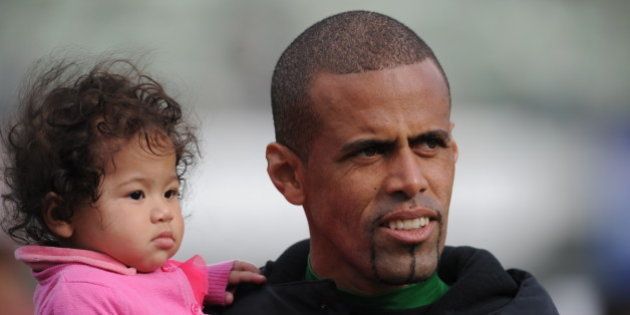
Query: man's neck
306 254 449 310
308 247 403 295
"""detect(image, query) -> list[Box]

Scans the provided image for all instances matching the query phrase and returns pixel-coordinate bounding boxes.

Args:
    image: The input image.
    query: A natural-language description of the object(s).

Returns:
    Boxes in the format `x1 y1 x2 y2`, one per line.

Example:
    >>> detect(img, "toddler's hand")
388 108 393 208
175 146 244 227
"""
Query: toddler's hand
224 260 266 305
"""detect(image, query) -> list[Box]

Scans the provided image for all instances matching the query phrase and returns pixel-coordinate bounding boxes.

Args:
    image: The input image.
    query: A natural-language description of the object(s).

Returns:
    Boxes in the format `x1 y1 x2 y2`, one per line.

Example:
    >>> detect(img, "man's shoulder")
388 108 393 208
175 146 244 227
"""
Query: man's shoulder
262 239 310 282
212 241 558 315
206 239 318 314
498 268 559 314
437 245 558 314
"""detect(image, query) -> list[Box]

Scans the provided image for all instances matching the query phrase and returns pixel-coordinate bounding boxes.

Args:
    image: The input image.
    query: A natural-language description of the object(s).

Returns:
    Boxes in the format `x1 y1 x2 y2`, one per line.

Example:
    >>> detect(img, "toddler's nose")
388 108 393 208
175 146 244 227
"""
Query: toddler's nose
151 200 174 223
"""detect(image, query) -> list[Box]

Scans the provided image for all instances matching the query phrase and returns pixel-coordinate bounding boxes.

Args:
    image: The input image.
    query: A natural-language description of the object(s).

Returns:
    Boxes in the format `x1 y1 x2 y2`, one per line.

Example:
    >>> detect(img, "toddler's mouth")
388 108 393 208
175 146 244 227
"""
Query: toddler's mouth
152 231 175 249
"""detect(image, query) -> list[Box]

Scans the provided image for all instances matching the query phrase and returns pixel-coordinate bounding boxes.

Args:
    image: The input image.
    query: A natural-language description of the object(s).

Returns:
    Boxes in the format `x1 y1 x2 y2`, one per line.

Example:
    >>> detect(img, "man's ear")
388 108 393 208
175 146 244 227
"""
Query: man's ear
450 122 459 162
452 140 459 163
266 143 306 205
42 192 74 239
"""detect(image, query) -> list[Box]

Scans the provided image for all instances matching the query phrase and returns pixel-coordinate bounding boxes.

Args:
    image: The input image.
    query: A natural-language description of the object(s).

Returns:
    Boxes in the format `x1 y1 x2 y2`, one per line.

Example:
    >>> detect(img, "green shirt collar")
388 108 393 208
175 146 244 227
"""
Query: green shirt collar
305 255 449 310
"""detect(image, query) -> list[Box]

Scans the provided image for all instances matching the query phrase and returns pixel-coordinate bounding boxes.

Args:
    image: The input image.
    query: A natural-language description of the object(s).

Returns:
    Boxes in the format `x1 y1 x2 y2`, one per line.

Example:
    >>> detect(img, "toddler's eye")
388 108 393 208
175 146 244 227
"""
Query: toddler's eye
164 189 180 199
129 191 144 200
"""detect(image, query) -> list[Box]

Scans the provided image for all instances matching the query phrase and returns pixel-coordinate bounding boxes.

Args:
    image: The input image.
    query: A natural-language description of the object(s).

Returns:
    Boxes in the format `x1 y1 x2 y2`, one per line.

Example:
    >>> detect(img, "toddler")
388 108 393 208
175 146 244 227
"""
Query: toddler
0 59 265 314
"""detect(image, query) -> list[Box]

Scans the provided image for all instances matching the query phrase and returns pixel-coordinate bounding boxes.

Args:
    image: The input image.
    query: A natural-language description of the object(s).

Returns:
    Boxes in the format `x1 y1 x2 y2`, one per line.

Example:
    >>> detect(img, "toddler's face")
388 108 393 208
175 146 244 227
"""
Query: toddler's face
69 135 184 272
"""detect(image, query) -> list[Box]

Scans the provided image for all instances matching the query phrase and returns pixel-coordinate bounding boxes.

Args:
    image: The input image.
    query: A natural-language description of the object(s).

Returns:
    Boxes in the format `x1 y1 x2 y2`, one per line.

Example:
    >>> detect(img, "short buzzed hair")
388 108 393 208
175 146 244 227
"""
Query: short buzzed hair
271 10 449 160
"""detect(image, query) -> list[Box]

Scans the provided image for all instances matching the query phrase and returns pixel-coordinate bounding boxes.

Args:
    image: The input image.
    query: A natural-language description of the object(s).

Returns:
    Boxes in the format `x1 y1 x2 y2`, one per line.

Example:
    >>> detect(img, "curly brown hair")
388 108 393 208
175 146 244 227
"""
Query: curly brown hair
1 58 197 245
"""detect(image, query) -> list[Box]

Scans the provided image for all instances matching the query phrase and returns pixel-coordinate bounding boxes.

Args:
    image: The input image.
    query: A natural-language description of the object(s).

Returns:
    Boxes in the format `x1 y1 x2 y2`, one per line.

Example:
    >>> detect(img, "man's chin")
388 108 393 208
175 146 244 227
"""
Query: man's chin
371 243 440 286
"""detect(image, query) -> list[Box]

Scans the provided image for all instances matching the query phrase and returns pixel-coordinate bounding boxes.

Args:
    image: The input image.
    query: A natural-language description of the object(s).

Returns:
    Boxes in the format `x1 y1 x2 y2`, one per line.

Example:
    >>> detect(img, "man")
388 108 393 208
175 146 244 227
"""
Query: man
216 10 558 314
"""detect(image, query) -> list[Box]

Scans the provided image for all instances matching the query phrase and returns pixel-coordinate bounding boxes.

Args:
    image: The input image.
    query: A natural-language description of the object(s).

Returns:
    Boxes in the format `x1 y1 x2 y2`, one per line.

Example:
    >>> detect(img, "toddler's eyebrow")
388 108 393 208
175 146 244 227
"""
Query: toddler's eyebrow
117 175 179 187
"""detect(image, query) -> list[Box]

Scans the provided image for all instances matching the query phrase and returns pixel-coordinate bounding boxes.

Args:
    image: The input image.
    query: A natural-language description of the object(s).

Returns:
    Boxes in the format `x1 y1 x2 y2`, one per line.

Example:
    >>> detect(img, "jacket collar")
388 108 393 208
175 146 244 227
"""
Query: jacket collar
15 245 137 275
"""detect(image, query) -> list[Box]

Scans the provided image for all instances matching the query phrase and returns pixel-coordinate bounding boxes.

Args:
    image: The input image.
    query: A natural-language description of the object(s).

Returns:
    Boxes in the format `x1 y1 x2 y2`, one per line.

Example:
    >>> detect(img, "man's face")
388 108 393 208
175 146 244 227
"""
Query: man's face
303 61 456 294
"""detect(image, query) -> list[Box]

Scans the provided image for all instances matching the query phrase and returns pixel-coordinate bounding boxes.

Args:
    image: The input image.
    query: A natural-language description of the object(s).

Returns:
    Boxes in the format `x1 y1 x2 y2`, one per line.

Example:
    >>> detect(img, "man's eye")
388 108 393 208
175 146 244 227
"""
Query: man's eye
425 138 442 149
356 145 388 158
129 191 144 200
358 147 379 157
418 136 447 151
164 189 180 199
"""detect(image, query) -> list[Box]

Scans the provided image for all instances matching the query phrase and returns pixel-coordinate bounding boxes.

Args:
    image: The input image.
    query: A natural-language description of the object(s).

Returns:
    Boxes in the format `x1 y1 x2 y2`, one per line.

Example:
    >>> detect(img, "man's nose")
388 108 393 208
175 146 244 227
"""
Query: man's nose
384 147 428 198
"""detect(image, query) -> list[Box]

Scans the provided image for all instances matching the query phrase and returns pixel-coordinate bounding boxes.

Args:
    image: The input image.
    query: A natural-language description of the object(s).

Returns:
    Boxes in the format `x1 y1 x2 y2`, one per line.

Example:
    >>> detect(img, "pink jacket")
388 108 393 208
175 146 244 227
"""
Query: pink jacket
15 245 234 315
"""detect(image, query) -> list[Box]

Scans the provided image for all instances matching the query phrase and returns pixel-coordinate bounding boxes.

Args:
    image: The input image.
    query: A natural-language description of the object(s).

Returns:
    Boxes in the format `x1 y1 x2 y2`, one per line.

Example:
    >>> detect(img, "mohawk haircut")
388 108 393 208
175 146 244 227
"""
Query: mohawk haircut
271 10 449 160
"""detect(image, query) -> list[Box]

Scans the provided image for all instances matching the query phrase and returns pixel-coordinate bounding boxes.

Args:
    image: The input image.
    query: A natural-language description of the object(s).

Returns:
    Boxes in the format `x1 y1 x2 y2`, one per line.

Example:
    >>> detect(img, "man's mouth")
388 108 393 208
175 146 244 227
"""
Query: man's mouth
386 217 430 230
377 209 439 244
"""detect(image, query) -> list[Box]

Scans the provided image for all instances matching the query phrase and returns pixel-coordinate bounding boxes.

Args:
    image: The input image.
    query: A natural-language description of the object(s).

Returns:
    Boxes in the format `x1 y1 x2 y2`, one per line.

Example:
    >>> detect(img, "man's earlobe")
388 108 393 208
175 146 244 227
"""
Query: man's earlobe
453 141 459 163
42 192 74 239
266 143 305 205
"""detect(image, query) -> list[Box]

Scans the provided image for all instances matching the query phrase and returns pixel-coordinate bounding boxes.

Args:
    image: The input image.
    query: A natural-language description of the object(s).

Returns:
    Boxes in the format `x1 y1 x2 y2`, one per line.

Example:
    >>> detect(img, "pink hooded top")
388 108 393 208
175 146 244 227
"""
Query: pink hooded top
15 245 234 315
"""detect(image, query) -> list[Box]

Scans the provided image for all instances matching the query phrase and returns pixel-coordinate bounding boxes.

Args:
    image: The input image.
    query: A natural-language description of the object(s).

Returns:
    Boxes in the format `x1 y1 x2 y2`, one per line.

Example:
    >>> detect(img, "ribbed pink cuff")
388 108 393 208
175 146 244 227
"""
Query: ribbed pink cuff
204 260 234 305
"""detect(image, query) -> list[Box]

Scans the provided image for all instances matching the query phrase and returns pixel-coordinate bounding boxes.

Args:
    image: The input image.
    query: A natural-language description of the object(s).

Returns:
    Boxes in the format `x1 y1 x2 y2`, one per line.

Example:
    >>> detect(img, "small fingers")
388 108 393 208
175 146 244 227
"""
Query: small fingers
224 291 234 305
232 260 262 274
228 270 266 285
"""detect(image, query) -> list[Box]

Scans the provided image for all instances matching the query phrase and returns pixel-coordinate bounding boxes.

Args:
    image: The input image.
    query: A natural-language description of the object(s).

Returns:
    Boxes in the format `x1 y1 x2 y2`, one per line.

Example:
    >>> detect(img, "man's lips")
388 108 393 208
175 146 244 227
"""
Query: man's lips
378 208 440 244
379 208 439 227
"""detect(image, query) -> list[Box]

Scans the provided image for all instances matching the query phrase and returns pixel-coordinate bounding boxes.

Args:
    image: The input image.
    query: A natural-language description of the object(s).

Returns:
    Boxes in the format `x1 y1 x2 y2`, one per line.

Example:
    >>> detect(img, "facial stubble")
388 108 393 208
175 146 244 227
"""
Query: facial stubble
369 216 442 286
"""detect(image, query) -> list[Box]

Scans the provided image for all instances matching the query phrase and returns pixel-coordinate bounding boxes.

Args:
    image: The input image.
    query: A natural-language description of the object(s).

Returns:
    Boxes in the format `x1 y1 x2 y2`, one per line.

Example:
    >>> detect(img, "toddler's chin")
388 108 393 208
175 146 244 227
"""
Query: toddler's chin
130 257 169 273
135 263 162 273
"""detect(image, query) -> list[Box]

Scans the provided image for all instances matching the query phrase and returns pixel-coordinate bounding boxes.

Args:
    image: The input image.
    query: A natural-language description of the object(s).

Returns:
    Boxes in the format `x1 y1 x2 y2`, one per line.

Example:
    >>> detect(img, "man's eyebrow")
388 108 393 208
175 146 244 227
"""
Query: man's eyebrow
408 129 451 144
339 138 395 157
337 129 451 159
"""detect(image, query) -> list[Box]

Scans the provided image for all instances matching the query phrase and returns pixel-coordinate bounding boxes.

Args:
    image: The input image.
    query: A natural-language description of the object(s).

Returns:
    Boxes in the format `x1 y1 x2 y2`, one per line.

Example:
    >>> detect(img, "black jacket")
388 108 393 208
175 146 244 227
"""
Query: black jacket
211 240 558 315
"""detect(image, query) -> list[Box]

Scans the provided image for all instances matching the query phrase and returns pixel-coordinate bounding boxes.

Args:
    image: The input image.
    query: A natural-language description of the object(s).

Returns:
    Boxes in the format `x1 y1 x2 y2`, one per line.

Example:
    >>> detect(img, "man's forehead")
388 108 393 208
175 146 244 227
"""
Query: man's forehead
307 61 450 116
309 61 448 98
304 64 452 152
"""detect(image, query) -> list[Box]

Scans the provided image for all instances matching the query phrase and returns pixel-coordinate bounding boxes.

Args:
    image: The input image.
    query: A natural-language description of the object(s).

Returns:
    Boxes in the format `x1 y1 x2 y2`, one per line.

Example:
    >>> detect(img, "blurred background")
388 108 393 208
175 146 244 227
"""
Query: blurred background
1 1 628 314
